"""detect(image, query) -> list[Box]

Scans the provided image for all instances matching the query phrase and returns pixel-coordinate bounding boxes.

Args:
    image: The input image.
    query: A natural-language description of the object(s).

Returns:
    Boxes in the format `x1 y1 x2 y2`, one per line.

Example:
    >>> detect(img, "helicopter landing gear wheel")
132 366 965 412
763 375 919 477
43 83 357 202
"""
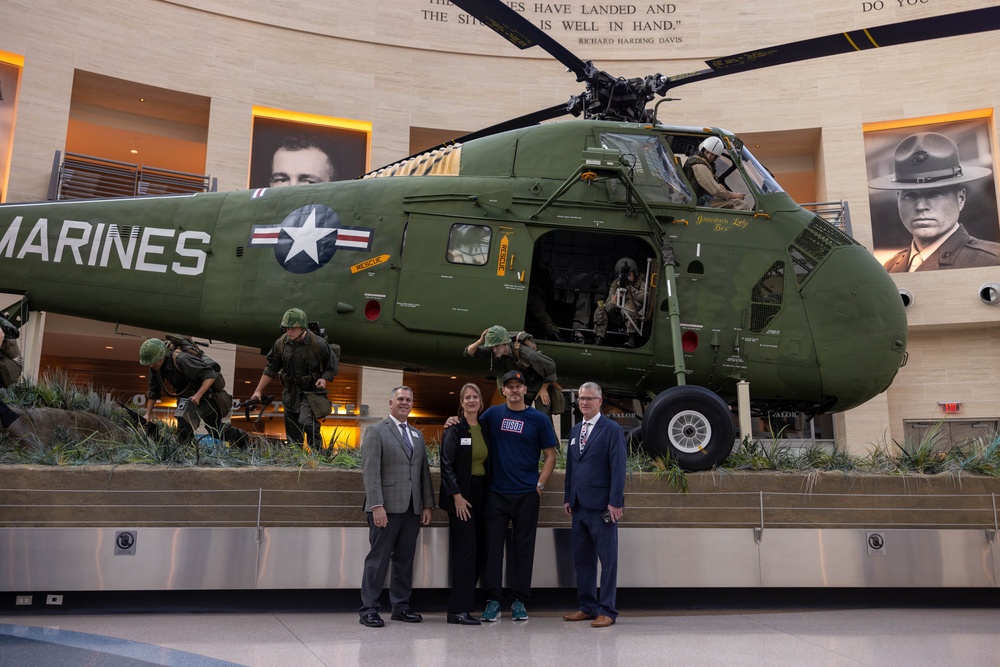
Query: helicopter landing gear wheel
641 386 735 471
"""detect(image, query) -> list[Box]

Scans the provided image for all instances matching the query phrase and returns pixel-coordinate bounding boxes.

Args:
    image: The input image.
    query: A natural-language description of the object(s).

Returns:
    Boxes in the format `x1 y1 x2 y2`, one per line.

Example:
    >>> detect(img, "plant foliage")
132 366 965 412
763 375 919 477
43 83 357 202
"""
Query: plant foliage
4 378 1000 481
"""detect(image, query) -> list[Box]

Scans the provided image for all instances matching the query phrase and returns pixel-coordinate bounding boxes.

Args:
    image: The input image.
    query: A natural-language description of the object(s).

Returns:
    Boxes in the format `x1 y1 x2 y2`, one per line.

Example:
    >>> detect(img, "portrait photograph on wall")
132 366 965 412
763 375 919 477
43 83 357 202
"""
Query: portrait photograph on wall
864 113 1000 272
248 110 370 190
0 55 23 203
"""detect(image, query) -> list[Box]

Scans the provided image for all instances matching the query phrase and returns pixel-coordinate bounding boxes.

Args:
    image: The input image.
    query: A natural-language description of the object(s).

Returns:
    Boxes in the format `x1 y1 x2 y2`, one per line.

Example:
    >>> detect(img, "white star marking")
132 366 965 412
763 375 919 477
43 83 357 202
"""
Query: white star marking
283 208 336 264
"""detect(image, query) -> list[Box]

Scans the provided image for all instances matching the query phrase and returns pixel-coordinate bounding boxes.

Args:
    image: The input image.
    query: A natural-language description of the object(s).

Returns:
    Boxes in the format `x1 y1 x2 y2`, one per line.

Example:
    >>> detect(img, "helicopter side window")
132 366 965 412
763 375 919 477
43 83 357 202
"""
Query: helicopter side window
738 146 784 195
666 134 770 210
600 133 693 206
749 260 785 333
446 223 492 265
702 145 756 210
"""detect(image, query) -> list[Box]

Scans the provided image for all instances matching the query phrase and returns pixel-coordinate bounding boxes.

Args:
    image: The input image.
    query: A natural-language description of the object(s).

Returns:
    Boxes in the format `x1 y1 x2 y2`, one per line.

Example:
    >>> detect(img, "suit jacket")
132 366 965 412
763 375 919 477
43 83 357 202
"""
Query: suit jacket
438 415 491 514
884 224 1000 272
361 417 434 515
563 415 626 511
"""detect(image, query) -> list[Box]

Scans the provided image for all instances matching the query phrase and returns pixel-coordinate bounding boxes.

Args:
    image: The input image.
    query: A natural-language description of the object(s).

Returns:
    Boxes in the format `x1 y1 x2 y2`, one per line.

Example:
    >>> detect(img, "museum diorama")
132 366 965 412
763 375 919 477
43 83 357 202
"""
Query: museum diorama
2 1 1000 595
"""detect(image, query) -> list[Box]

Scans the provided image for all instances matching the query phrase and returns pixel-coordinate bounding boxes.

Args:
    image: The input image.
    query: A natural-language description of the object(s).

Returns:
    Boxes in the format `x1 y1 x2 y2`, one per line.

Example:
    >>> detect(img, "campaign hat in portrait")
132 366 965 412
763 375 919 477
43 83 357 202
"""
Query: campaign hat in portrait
868 132 992 190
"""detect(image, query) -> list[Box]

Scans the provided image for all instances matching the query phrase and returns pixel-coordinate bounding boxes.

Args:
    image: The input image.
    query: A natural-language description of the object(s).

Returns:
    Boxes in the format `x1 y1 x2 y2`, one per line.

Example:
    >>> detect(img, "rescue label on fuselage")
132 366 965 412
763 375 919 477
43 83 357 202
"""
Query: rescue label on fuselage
351 254 390 274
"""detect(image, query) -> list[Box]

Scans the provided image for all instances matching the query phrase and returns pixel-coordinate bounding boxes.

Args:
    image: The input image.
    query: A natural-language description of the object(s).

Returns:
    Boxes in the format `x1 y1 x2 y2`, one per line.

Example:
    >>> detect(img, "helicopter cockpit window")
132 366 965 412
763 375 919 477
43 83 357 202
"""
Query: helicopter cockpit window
447 223 492 265
738 146 783 195
600 133 693 205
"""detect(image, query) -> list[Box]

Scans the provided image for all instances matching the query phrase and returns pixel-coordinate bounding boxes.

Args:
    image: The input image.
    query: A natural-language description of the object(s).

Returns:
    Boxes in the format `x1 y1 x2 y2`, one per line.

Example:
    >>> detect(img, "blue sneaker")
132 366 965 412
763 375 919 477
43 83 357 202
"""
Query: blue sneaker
511 599 528 621
481 599 501 622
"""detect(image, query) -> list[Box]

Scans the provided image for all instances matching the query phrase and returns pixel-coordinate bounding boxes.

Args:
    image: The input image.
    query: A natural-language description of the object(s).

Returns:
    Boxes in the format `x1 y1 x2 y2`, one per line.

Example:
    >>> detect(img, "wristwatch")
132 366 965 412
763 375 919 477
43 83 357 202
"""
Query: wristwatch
536 482 545 491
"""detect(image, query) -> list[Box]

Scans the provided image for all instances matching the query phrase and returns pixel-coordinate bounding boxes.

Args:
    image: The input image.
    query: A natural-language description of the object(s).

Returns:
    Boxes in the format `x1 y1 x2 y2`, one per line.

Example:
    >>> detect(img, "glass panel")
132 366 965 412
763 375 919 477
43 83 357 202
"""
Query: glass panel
446 223 491 265
600 133 693 205
739 145 784 195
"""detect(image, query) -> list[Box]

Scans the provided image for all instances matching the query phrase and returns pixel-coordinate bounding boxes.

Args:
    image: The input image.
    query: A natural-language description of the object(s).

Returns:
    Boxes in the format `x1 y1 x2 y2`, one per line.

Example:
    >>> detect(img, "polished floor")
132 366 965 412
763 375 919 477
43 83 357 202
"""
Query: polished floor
3 604 1000 667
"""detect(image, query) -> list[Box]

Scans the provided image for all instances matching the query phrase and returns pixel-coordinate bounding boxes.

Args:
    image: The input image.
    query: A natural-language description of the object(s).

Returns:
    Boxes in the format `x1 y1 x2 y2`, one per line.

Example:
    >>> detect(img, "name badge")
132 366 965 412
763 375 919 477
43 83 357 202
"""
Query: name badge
460 437 472 446
570 437 577 446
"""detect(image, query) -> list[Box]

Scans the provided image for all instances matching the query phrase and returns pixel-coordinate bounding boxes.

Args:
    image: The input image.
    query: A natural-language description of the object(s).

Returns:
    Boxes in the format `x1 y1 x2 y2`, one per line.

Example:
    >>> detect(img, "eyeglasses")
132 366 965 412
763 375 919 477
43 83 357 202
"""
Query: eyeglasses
577 396 600 402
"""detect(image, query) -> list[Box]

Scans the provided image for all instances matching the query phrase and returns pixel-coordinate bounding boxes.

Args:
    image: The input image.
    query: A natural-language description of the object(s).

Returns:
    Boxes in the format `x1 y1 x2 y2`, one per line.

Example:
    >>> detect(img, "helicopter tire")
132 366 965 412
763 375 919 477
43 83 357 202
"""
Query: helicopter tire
641 386 735 471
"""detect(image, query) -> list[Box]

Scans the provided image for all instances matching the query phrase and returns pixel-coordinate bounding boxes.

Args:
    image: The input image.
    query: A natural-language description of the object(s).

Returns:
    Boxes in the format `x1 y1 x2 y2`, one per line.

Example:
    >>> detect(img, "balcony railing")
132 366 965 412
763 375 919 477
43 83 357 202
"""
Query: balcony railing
802 200 852 236
50 151 215 200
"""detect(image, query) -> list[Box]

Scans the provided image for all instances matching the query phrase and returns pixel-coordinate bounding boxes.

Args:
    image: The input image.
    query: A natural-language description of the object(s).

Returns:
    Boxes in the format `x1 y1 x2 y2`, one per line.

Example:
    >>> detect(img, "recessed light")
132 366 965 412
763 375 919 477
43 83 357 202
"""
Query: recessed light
130 149 138 154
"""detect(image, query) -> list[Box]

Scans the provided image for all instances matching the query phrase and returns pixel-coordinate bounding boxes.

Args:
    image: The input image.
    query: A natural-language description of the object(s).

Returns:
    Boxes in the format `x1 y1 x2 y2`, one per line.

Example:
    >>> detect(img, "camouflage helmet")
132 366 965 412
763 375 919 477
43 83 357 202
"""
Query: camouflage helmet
484 325 511 348
280 308 308 329
139 338 167 366
615 257 638 276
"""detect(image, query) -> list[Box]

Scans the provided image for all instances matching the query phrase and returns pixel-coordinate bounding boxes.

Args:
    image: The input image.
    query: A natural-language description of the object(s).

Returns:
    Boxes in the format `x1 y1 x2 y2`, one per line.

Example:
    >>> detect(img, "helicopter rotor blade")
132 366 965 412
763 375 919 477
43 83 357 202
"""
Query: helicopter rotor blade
367 102 573 176
449 0 595 83
455 102 576 143
657 5 1000 94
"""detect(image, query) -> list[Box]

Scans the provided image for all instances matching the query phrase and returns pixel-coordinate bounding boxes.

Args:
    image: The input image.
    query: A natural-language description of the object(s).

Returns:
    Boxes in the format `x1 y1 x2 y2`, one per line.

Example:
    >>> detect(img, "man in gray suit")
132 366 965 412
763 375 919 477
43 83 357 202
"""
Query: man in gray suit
359 386 434 627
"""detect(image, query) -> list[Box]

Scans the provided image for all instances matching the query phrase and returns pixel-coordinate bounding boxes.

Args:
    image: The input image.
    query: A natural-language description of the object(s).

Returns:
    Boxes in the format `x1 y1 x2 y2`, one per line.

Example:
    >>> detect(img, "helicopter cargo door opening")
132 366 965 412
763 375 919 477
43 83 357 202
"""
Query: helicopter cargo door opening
526 230 657 348
394 216 530 335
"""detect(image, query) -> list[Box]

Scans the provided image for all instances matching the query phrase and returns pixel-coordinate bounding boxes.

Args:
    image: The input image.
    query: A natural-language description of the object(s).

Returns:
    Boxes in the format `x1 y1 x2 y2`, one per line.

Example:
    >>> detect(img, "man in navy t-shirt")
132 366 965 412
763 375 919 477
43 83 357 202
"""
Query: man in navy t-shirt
478 370 557 622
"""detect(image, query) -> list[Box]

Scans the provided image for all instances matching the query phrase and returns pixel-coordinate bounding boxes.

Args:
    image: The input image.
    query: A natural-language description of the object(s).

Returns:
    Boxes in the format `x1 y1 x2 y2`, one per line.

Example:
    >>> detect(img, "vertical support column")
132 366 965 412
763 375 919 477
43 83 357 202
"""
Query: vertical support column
736 380 752 444
205 339 238 419
20 310 46 383
358 367 403 441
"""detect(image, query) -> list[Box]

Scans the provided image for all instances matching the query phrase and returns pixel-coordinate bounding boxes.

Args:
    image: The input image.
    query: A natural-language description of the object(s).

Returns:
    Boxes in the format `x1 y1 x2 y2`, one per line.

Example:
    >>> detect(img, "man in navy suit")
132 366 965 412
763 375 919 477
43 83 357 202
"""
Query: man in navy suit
562 381 626 628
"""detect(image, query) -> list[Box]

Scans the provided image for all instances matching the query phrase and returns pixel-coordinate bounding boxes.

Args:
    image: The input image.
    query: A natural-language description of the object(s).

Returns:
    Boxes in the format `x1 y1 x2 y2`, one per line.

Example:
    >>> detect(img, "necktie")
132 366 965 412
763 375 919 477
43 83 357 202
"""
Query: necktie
579 421 589 453
399 423 413 457
908 251 923 272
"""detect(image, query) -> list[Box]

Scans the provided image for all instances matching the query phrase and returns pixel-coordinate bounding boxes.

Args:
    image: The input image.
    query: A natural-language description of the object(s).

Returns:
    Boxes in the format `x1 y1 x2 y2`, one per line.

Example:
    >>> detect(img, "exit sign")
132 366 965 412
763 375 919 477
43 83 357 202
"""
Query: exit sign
939 402 962 414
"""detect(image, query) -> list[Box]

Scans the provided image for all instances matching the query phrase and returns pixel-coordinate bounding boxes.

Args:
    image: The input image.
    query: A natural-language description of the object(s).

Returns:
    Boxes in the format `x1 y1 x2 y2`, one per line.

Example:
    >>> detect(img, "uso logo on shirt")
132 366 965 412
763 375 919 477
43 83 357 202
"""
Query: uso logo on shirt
501 418 524 433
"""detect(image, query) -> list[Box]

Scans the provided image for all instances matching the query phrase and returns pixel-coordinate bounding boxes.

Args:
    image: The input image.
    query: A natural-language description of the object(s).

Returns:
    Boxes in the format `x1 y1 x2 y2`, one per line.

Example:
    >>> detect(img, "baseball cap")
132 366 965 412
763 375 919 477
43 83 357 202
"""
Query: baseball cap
501 370 525 385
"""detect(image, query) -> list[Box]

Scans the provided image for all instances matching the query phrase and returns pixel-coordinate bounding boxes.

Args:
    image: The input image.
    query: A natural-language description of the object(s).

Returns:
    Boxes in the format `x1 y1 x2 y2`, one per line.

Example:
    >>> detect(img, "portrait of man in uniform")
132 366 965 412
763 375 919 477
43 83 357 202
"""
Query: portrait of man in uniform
248 115 369 190
865 116 1000 272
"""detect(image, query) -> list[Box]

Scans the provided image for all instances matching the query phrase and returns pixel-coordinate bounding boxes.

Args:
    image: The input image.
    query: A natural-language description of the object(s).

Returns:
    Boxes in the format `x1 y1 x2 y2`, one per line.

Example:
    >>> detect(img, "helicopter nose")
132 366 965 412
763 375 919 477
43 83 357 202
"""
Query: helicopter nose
799 244 907 413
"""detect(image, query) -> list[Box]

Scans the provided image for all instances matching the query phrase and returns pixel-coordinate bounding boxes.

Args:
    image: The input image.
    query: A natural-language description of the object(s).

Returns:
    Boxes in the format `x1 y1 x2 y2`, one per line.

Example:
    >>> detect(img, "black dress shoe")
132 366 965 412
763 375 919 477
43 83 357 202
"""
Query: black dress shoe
447 612 482 626
390 609 422 623
359 612 384 628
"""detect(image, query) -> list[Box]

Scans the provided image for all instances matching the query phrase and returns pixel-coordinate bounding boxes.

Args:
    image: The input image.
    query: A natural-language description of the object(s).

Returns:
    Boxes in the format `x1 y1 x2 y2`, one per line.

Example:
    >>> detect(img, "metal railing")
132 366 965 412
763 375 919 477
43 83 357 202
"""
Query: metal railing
802 200 852 236
2 486 997 532
51 151 215 200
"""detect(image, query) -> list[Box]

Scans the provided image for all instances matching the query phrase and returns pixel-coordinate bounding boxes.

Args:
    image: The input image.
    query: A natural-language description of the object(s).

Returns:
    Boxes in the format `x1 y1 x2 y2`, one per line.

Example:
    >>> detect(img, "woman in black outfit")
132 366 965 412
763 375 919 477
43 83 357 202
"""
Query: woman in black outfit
439 383 491 625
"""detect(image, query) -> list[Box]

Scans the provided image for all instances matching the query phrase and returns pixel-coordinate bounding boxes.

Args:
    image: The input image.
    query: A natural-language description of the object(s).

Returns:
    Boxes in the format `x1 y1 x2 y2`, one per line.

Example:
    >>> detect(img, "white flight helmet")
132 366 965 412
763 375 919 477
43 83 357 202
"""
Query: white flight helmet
699 136 727 159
